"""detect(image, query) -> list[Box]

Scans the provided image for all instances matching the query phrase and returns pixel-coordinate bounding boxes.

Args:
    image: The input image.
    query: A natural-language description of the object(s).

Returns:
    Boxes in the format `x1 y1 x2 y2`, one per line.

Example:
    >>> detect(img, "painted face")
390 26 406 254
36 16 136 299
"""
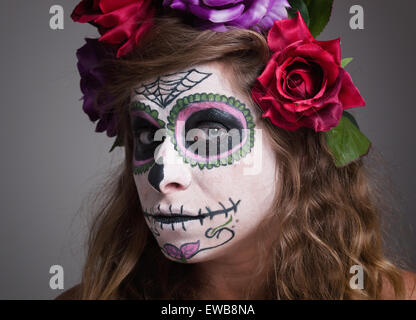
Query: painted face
130 62 278 263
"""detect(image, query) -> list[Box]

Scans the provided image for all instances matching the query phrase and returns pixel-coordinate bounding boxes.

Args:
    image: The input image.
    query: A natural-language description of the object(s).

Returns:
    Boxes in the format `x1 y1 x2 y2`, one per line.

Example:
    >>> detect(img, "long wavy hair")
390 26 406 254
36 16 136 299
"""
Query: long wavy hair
76 15 408 299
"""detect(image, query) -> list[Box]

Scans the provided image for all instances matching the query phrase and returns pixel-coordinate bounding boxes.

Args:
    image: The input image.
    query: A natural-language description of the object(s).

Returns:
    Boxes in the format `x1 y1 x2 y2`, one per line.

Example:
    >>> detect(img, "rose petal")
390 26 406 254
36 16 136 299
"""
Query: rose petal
170 0 187 10
278 57 317 101
230 0 270 28
262 101 302 131
338 68 366 109
262 95 300 123
73 0 154 57
116 14 154 57
82 96 100 122
188 3 245 23
92 0 101 11
97 1 153 56
276 56 321 102
105 115 118 137
99 0 138 13
257 52 280 87
260 102 302 130
202 0 242 6
300 102 343 132
286 43 339 85
285 69 314 100
95 118 107 133
316 38 341 66
311 71 343 109
275 57 296 100
284 58 326 102
254 0 290 31
76 38 118 136
267 11 313 53
94 2 147 29
183 0 201 5
71 0 101 23
252 82 301 130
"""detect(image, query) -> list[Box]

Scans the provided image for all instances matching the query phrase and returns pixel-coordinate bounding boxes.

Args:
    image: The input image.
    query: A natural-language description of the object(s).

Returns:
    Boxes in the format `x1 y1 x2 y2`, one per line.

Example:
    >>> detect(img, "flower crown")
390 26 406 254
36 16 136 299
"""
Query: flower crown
72 0 370 167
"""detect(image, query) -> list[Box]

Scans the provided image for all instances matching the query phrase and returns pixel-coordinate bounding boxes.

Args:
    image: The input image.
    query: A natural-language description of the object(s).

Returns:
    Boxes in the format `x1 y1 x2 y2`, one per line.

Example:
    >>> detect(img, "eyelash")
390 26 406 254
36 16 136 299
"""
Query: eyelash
197 121 227 130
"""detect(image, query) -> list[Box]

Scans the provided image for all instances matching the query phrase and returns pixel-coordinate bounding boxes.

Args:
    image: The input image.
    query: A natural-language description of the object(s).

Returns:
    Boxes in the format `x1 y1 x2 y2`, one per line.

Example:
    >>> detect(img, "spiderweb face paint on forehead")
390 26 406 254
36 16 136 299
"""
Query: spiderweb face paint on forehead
134 69 212 109
167 93 255 169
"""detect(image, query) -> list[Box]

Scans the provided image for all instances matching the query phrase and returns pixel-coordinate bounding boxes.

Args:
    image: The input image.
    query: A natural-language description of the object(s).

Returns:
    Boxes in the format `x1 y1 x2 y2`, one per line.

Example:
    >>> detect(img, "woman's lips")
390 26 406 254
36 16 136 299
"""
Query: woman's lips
143 198 241 227
150 214 204 224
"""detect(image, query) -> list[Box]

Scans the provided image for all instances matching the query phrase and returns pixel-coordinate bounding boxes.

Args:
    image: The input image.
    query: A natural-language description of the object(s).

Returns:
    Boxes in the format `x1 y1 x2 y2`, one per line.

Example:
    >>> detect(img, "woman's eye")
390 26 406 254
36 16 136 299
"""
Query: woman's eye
193 122 228 141
136 129 154 145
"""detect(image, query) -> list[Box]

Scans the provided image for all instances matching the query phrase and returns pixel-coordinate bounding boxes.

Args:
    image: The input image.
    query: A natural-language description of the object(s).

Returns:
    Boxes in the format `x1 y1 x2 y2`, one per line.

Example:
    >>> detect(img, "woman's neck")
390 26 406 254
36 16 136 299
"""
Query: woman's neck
195 234 274 300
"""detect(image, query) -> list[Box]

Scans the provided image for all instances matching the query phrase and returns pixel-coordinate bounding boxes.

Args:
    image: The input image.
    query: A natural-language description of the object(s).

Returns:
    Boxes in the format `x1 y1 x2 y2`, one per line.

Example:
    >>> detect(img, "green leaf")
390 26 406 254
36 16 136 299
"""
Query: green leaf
303 0 334 37
341 57 354 68
288 0 310 26
324 115 371 167
109 135 123 152
342 110 359 129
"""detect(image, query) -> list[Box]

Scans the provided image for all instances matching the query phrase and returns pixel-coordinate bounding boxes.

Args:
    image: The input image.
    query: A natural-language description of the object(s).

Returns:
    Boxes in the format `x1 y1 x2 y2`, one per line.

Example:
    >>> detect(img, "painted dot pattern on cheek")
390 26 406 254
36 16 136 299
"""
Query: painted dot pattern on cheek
166 93 255 169
130 101 166 175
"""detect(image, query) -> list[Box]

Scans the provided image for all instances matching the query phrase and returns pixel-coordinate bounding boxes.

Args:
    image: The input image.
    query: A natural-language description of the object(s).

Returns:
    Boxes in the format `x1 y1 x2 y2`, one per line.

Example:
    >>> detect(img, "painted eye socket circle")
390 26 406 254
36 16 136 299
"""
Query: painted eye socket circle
130 102 166 175
167 93 255 170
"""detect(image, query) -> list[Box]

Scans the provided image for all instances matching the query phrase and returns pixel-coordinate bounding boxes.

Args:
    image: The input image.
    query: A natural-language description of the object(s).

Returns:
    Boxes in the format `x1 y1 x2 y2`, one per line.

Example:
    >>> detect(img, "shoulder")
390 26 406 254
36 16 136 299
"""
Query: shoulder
380 269 416 300
55 284 82 300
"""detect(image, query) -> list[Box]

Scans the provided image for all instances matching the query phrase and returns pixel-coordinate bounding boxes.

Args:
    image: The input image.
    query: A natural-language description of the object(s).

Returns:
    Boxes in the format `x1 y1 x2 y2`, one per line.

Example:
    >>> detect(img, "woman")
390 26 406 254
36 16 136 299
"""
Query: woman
58 1 416 299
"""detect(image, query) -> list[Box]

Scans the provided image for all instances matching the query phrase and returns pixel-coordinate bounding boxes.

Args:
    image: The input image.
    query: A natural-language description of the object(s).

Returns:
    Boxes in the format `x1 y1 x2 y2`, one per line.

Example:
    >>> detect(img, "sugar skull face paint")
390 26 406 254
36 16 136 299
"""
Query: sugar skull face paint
130 62 278 263
167 93 255 169
130 102 166 174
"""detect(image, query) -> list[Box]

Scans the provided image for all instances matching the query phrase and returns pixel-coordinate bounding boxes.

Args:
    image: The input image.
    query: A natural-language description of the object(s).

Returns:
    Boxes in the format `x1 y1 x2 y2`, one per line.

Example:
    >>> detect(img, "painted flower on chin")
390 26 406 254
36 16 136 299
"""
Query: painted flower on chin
162 0 291 32
251 12 366 132
164 241 201 262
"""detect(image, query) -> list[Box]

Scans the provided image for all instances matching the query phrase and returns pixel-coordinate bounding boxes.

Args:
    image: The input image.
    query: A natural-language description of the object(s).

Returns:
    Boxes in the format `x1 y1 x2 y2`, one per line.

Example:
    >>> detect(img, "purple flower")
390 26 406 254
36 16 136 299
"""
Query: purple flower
163 0 291 31
76 38 118 137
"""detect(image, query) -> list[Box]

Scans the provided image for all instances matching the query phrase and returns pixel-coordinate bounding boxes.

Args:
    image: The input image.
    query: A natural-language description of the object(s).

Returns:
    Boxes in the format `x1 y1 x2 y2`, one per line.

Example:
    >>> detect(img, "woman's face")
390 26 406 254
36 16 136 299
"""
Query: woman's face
130 62 278 263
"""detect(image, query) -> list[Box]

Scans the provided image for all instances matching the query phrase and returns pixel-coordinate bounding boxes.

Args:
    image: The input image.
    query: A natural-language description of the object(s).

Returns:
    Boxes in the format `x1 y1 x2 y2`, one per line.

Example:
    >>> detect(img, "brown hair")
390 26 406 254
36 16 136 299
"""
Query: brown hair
76 15 409 299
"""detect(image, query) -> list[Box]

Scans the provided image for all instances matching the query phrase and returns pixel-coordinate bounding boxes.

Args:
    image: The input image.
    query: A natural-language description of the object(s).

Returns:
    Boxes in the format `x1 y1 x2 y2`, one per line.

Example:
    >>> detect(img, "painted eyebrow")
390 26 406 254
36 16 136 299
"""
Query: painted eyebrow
174 94 247 115
130 114 158 129
129 92 247 128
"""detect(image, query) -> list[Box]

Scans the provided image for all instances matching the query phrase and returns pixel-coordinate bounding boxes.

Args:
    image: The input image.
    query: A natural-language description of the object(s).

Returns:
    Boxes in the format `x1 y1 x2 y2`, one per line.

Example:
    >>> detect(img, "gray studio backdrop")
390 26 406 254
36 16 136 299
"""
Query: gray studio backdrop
0 1 415 299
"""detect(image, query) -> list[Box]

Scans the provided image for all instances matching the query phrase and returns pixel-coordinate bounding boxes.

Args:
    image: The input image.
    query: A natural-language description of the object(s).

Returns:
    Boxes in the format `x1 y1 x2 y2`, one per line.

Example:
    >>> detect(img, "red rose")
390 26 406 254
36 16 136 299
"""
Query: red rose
251 12 366 132
71 0 155 57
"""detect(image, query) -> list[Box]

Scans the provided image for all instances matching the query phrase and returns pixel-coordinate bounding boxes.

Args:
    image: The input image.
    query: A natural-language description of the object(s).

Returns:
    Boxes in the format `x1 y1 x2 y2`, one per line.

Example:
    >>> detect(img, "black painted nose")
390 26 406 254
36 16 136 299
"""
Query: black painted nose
148 157 164 192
